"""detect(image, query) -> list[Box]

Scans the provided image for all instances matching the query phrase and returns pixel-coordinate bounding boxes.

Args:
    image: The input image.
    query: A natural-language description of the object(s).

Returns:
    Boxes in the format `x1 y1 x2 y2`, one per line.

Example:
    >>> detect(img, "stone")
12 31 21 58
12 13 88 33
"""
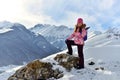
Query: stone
8 60 63 80
88 61 95 65
54 53 80 71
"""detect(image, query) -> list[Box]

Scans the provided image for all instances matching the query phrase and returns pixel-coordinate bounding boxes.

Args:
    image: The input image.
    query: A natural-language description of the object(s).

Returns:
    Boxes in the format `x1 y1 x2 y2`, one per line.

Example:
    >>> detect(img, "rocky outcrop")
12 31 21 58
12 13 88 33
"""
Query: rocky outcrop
8 53 81 80
8 60 63 80
54 53 80 71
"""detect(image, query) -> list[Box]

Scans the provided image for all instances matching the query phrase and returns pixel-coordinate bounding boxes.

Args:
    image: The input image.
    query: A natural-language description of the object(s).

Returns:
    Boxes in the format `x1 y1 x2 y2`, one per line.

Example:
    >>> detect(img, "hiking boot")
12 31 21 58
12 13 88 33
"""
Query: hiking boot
74 63 84 69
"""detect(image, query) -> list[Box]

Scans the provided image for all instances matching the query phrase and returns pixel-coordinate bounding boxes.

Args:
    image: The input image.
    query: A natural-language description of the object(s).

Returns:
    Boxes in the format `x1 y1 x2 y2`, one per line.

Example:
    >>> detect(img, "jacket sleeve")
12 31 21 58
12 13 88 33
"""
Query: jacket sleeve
67 32 75 40
81 28 87 38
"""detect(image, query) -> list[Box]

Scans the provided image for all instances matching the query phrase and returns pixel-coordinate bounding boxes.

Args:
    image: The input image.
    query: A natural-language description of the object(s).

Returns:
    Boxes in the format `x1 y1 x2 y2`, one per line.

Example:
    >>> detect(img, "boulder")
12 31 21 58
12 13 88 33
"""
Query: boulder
8 60 63 80
54 53 80 71
8 53 80 80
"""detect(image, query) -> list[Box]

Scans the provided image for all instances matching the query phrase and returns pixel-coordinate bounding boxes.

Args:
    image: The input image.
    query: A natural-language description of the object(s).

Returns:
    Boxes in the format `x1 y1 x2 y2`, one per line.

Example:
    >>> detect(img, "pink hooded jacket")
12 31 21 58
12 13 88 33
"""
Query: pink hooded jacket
67 28 87 45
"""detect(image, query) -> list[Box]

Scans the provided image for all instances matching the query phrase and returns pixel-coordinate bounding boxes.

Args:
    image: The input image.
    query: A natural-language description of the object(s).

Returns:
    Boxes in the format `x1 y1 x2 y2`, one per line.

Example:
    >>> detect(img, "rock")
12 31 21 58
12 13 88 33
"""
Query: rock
95 67 99 70
88 61 95 65
100 67 104 70
8 60 63 80
95 67 104 70
54 53 80 71
8 53 80 80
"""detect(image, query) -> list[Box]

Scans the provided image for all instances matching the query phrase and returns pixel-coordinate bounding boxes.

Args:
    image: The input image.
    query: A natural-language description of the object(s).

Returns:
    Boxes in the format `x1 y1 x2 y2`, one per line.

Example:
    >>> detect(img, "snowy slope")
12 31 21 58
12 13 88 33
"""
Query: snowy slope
0 65 23 80
30 24 73 50
84 27 120 61
0 22 59 67
42 50 120 80
0 28 13 33
1 49 120 80
1 27 120 80
88 31 102 39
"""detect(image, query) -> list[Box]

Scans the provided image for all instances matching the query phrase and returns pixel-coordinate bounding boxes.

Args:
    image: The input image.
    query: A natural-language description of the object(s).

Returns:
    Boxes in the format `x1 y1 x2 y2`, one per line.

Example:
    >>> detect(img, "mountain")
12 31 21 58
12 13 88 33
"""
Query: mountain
85 27 120 47
0 21 13 28
0 22 59 67
30 24 73 50
88 31 102 39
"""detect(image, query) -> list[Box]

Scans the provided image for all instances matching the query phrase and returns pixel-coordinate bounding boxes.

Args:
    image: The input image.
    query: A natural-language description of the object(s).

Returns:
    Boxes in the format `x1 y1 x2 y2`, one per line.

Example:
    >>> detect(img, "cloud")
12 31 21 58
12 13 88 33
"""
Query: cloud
0 0 119 30
0 0 49 28
60 11 105 31
26 0 116 29
98 0 114 10
0 0 22 20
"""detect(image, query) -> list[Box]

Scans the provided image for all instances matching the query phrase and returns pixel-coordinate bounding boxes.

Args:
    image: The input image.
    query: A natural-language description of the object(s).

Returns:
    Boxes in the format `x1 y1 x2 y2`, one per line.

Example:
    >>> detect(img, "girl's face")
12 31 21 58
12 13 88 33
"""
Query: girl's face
77 23 82 27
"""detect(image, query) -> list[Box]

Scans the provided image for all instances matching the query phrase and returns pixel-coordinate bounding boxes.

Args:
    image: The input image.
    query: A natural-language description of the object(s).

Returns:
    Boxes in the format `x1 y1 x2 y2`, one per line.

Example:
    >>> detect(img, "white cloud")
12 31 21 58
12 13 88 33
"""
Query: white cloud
112 17 120 27
98 0 115 10
58 11 105 32
0 0 50 28
0 0 119 30
0 0 22 20
27 0 116 30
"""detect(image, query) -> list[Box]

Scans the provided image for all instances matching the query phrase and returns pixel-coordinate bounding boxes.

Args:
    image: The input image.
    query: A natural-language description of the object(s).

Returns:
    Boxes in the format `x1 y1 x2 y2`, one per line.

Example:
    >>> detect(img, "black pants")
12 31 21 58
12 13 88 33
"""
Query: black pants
65 39 84 68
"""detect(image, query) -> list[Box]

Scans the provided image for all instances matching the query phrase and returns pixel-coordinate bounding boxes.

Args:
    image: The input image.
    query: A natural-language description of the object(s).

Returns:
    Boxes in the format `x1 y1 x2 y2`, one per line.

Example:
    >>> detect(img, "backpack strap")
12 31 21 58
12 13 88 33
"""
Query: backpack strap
85 27 90 30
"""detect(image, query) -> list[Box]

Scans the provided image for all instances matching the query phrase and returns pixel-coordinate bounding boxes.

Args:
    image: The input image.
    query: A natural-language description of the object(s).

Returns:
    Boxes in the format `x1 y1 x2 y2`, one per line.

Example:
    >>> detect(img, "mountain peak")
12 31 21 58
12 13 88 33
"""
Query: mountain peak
11 23 26 30
106 27 120 34
0 21 13 28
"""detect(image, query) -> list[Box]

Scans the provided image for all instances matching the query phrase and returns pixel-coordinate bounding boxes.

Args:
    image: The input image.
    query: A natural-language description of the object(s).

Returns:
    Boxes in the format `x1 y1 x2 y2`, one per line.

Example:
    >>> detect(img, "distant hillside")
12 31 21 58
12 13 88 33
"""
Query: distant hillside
30 24 73 50
0 22 59 66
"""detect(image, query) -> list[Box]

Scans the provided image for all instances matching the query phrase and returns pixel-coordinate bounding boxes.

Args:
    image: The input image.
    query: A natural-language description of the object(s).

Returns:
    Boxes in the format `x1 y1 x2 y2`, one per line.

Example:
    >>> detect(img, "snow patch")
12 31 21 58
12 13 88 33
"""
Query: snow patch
0 28 13 33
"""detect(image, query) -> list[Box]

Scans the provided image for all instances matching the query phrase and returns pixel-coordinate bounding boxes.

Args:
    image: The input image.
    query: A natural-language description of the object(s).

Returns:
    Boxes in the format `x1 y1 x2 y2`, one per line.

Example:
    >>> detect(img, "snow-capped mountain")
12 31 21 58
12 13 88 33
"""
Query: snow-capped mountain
0 22 59 67
85 27 120 47
0 21 13 28
30 24 73 50
88 31 102 39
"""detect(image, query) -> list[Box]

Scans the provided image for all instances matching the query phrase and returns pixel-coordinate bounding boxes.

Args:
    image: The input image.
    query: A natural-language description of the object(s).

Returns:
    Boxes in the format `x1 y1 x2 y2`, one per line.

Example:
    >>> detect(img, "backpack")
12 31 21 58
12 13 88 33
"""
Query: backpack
80 27 90 41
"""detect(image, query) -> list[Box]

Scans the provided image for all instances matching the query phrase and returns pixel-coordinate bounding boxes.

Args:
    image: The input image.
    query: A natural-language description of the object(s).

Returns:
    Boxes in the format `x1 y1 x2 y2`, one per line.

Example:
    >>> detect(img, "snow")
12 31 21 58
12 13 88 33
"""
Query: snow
0 28 13 33
43 28 120 80
0 21 13 28
1 44 120 80
1 27 120 80
84 46 120 61
88 31 102 39
42 50 120 80
0 65 22 80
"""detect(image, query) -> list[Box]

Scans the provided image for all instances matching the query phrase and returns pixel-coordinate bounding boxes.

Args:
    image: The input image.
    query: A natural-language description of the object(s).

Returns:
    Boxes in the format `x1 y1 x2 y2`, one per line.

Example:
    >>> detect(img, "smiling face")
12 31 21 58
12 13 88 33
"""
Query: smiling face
77 18 83 28
74 23 83 32
77 23 83 28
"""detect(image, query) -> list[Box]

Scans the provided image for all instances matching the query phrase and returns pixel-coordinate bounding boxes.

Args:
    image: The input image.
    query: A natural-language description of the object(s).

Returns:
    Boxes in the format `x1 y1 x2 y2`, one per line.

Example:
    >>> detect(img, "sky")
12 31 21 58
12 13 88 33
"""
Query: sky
0 0 120 31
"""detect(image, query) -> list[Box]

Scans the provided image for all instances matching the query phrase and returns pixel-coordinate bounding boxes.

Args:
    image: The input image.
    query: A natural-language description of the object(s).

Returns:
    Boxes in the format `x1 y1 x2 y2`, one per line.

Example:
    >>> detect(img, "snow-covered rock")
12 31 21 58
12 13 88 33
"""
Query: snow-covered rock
8 60 63 80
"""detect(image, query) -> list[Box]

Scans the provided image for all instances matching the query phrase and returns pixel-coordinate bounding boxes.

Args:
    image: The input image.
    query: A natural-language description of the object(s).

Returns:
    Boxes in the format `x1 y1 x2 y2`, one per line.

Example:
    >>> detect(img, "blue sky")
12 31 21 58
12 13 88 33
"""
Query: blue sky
0 0 120 31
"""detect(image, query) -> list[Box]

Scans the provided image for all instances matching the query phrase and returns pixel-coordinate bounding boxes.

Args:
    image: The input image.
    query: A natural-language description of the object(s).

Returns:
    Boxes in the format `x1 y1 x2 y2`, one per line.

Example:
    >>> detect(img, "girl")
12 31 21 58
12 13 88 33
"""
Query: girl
65 18 87 69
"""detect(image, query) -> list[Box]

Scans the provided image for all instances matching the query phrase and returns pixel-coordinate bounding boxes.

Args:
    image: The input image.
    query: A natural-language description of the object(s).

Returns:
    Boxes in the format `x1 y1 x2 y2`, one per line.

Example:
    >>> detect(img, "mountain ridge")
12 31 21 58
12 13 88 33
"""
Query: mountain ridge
0 22 59 67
